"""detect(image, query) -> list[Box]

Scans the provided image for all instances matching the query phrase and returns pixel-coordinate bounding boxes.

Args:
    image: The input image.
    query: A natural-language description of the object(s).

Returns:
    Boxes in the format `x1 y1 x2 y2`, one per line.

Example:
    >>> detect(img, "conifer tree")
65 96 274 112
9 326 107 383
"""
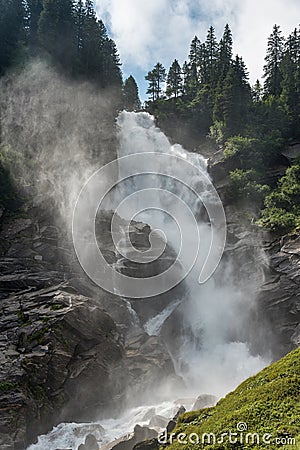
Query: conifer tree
145 62 166 101
280 28 300 136
27 0 43 50
38 0 75 67
75 0 84 52
184 36 201 97
218 24 233 81
214 56 251 136
166 59 183 98
205 26 218 85
0 0 25 74
263 24 285 97
252 79 263 102
124 75 141 111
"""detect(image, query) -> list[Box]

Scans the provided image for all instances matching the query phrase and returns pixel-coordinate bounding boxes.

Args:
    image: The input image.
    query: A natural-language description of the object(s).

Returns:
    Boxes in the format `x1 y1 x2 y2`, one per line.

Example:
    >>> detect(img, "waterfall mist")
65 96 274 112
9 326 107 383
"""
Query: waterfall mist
0 59 119 225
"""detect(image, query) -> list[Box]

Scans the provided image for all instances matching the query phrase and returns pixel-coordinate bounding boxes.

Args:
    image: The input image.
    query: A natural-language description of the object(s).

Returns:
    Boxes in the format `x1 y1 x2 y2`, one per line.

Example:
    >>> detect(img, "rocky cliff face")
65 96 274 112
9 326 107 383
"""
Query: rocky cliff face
258 233 300 356
0 206 180 450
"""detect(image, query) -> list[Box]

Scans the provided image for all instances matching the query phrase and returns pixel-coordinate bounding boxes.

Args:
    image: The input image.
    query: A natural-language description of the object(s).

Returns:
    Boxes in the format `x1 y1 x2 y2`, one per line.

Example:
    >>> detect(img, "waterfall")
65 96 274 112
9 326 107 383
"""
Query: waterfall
115 111 268 397
28 111 269 450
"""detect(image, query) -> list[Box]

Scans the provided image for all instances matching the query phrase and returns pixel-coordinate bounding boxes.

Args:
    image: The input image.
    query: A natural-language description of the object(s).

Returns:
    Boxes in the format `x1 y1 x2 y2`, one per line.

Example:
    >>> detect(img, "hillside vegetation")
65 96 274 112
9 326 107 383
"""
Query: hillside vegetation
164 347 300 450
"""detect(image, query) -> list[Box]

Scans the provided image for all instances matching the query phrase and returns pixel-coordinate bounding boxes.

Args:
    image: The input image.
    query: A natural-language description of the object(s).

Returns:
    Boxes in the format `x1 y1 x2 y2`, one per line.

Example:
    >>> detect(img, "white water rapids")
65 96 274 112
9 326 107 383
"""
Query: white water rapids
27 112 269 450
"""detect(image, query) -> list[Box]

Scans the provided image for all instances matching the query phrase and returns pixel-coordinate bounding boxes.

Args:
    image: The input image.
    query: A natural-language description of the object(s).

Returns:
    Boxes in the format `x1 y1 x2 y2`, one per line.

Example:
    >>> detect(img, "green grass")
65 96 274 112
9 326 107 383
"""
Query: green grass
165 347 300 449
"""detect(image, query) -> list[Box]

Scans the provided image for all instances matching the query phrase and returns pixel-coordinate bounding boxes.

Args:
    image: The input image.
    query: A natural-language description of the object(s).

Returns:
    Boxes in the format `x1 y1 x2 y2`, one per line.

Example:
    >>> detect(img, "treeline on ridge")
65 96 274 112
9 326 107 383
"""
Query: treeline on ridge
145 24 300 233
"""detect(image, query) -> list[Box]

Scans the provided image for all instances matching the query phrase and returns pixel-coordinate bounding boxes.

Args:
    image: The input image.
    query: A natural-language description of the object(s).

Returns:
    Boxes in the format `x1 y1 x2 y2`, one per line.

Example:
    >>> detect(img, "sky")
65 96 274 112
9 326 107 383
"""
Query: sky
94 0 300 102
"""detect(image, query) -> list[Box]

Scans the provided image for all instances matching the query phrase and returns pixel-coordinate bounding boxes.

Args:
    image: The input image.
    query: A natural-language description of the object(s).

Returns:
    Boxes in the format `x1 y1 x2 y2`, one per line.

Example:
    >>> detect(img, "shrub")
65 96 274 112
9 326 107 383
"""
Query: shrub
258 207 297 233
223 132 284 170
258 165 300 233
226 169 270 204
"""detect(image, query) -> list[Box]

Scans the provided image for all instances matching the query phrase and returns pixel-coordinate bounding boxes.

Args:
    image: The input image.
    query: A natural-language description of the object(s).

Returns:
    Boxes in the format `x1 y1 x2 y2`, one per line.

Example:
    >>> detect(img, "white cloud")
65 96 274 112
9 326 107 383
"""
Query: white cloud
95 0 300 84
233 0 300 82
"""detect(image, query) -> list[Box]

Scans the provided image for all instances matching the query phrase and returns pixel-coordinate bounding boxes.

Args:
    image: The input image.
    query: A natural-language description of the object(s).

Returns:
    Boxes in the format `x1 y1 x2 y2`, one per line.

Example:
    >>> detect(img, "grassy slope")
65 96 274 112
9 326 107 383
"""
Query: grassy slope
167 347 300 449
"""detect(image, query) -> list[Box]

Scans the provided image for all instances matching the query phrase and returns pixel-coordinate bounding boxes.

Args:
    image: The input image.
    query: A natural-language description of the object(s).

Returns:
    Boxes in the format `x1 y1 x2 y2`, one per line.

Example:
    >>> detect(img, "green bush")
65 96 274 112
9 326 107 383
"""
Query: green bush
258 207 297 233
258 165 300 233
223 132 284 171
226 169 270 204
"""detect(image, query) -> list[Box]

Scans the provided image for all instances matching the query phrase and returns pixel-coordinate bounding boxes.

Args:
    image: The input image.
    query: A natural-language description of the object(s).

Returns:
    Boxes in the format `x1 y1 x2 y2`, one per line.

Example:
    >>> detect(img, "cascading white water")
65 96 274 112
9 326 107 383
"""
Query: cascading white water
27 111 269 450
115 111 268 396
144 300 181 336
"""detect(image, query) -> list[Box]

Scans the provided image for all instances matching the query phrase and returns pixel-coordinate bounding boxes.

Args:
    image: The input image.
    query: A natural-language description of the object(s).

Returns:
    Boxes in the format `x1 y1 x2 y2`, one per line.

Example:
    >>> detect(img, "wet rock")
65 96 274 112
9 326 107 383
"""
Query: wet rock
192 394 218 410
0 207 184 449
0 286 128 449
166 420 176 434
73 424 105 441
165 405 186 434
124 330 182 403
133 438 159 450
149 415 169 429
83 433 99 450
173 405 186 420
111 425 157 450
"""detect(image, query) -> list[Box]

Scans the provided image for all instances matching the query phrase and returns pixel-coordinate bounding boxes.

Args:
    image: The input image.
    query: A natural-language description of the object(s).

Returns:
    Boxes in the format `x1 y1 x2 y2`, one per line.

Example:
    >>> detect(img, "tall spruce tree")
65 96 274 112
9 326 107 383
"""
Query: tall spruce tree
146 62 166 101
263 24 285 97
124 75 141 110
0 0 25 74
214 56 251 136
101 37 122 87
27 0 43 51
166 59 183 98
79 2 104 77
184 36 201 97
38 0 75 67
74 0 84 53
280 28 300 136
218 24 233 81
205 26 218 86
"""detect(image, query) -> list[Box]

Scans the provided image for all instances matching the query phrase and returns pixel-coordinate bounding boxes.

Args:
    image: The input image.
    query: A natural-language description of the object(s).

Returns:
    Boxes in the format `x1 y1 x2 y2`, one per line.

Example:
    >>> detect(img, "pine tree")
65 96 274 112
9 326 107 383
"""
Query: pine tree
182 61 189 95
205 26 218 86
75 0 84 52
218 24 233 81
198 42 209 85
124 75 141 111
38 0 76 67
145 62 166 101
263 24 285 97
166 59 183 98
145 69 156 101
101 37 122 87
280 28 300 136
252 79 263 102
80 4 106 78
214 56 251 136
184 36 201 97
27 0 43 50
0 0 25 74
